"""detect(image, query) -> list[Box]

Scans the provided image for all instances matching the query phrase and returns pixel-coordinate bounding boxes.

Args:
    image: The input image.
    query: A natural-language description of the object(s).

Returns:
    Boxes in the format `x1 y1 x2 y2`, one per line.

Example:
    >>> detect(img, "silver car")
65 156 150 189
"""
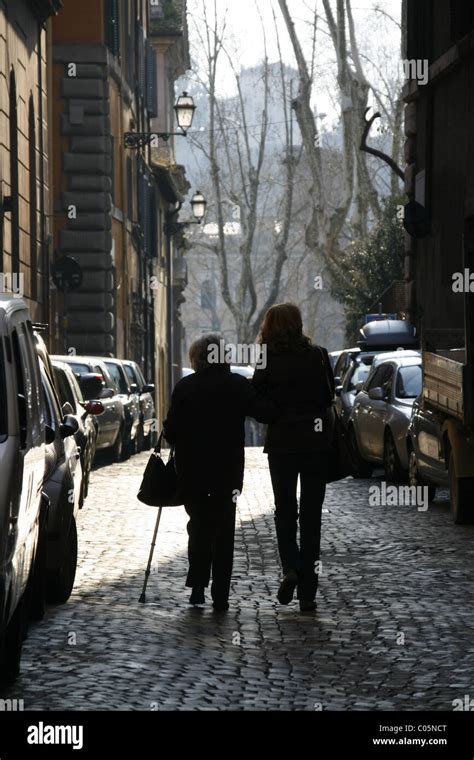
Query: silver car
349 352 422 481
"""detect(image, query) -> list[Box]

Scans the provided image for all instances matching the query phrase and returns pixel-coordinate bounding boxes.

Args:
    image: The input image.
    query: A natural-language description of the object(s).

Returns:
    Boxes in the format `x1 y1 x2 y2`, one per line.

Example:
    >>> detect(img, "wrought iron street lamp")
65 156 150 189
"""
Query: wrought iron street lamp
124 91 197 148
164 191 207 236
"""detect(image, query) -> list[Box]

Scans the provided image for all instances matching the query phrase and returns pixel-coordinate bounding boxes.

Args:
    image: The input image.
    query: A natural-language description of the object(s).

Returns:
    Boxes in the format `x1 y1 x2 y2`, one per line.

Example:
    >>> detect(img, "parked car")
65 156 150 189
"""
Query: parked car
407 397 449 506
329 351 344 372
99 358 140 459
52 359 104 503
52 356 126 462
350 354 423 480
35 334 82 606
0 297 45 683
335 356 372 429
333 347 361 384
121 360 157 450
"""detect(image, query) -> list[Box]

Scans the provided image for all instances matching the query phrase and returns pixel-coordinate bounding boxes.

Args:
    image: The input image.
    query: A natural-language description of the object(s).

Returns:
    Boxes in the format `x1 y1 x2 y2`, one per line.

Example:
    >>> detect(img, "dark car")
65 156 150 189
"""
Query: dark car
407 396 449 506
34 334 82 608
52 360 104 504
52 356 126 462
121 360 157 450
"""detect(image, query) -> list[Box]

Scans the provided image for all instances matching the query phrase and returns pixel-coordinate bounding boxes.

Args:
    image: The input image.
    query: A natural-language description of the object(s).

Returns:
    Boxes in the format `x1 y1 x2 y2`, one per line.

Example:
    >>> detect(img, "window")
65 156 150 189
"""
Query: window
9 69 19 278
146 40 158 117
451 0 474 41
28 96 38 301
104 0 121 58
123 364 136 385
0 341 7 441
54 367 76 408
105 362 128 394
347 363 371 392
12 329 27 448
367 365 394 397
396 365 422 399
68 362 91 375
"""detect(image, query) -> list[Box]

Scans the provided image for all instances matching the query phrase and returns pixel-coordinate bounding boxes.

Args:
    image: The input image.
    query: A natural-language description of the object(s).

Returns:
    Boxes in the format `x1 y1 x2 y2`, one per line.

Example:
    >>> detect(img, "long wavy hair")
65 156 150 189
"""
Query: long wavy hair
259 303 312 354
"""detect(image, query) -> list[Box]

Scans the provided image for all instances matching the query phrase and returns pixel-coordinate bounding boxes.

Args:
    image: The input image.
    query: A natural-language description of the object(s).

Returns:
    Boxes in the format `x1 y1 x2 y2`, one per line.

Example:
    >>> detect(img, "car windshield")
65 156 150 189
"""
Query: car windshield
105 362 128 394
348 363 371 391
396 365 422 399
0 341 6 439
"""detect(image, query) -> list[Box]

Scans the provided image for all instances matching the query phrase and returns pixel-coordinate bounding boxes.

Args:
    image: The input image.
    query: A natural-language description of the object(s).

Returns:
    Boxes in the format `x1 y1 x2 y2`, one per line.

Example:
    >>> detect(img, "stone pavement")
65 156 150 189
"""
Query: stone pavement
5 448 474 711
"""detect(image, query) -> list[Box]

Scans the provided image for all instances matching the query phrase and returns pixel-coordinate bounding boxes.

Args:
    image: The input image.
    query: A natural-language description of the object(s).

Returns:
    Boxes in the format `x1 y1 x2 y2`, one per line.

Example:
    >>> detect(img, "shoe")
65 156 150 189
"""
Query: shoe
189 587 205 605
299 600 317 612
277 569 298 605
212 599 229 612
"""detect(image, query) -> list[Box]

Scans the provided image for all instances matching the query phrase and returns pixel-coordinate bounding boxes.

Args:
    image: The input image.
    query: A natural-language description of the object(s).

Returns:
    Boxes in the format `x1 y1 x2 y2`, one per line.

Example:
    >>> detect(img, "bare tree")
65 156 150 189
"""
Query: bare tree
188 0 299 343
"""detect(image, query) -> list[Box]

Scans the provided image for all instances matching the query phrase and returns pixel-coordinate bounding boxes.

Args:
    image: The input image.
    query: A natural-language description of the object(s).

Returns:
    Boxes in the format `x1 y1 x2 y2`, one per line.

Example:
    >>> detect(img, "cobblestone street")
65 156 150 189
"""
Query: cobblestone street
6 449 474 711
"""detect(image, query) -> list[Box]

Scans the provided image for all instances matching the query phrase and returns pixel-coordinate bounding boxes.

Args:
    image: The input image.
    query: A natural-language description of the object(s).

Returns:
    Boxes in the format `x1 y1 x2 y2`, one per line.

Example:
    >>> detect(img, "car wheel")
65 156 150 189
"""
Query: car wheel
47 517 78 604
408 448 436 503
384 430 405 482
28 507 48 622
349 426 373 479
109 425 124 463
0 594 28 685
449 451 474 525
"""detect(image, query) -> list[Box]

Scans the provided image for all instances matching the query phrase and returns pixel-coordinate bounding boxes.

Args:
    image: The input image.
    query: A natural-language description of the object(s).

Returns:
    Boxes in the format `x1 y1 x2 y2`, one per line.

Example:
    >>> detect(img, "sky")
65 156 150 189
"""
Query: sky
185 0 403 98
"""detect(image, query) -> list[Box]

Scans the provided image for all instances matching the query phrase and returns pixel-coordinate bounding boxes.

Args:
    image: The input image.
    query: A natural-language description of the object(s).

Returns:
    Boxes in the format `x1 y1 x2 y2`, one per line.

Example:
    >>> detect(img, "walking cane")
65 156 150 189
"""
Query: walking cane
139 507 163 603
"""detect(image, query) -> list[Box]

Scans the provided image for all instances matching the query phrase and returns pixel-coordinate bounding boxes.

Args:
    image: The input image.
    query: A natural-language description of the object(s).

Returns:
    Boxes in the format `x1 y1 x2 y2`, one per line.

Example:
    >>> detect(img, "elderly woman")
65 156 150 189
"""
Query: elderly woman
163 334 277 612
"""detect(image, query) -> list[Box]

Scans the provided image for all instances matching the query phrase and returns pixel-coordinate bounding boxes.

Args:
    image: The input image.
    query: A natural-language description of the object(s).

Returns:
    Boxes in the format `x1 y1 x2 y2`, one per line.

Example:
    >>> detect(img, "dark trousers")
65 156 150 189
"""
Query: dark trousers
184 493 236 601
268 451 328 600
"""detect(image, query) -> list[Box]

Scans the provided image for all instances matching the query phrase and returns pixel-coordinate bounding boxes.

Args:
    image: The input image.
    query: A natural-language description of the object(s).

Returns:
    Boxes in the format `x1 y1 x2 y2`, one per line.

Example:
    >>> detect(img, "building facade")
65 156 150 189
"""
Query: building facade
403 0 474 352
0 0 61 322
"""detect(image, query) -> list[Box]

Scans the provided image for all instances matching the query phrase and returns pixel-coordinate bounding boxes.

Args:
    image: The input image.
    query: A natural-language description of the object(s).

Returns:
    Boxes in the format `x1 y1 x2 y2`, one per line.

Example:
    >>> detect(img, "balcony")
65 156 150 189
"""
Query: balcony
149 0 186 37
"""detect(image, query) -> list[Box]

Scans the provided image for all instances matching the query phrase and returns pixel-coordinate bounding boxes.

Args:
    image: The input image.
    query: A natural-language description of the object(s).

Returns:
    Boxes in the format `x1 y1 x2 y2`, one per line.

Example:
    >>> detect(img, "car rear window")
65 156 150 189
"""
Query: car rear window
68 362 91 375
396 365 422 399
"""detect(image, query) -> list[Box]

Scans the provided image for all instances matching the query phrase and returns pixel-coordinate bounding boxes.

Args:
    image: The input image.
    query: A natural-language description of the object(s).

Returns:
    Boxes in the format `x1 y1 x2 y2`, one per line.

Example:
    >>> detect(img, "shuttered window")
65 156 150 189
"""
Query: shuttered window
146 40 158 117
104 0 121 58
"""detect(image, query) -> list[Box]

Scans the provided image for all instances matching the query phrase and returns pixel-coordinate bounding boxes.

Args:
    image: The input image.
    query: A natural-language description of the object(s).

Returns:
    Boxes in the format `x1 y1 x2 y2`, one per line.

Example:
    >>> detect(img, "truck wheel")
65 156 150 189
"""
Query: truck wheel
449 452 474 525
384 430 405 482
0 595 28 685
349 426 373 479
47 517 78 604
408 448 436 503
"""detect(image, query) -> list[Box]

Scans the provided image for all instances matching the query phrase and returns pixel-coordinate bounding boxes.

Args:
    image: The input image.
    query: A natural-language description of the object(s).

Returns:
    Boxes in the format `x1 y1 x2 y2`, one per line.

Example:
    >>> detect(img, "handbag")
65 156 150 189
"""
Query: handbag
315 346 358 483
137 432 184 507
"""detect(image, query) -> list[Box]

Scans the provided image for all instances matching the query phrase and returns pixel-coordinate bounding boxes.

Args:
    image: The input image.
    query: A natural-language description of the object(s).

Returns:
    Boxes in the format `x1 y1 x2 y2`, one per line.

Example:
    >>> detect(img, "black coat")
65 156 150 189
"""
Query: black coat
163 366 278 499
252 344 335 453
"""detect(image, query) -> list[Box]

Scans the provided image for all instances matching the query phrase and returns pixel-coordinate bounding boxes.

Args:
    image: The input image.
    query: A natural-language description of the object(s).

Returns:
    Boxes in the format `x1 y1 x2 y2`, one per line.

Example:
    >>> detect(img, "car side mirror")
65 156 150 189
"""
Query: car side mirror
335 385 343 397
355 382 364 392
99 388 114 400
142 383 155 394
84 400 105 416
60 414 79 439
129 383 139 394
368 387 385 402
61 402 74 417
45 425 55 445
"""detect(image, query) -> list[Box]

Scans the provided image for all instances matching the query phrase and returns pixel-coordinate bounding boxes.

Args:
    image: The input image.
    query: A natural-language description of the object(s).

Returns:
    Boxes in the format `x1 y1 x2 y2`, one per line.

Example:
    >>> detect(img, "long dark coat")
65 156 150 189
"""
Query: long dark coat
252 344 335 454
163 365 277 500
